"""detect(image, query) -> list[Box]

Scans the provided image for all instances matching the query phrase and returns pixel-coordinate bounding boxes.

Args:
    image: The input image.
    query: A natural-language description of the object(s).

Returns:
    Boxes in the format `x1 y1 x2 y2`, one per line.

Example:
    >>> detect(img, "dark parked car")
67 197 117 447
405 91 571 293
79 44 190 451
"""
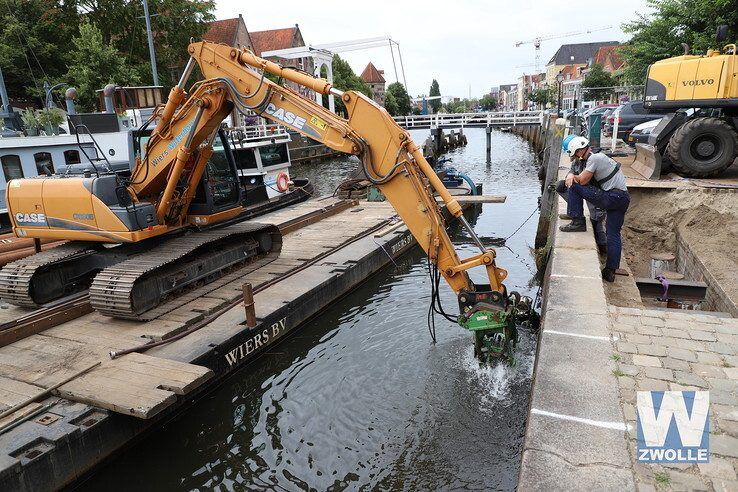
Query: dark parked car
603 101 672 140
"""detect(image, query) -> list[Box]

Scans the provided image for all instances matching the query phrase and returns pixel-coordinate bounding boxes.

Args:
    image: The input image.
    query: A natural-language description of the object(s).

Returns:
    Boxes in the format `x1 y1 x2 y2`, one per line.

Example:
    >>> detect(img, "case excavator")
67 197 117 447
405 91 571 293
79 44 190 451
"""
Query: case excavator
1 41 530 361
634 26 738 179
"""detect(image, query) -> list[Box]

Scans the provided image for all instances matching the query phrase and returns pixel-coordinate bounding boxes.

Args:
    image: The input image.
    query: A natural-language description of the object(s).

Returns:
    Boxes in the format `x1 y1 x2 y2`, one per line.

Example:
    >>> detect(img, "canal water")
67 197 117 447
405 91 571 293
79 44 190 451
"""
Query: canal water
81 128 541 491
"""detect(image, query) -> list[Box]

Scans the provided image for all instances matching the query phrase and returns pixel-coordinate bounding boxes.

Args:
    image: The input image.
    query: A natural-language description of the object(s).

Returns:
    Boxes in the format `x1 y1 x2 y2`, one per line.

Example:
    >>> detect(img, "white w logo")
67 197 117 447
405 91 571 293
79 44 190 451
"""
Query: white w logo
637 391 709 447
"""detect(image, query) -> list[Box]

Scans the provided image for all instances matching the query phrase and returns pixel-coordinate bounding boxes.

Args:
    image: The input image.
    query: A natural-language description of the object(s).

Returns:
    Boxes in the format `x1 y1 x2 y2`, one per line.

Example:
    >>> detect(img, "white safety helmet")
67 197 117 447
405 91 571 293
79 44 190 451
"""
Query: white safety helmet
566 136 590 155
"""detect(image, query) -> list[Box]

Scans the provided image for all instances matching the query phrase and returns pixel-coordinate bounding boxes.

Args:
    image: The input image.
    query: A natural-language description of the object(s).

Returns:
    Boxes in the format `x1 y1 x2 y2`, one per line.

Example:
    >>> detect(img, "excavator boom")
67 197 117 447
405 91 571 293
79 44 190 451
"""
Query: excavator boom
185 41 529 360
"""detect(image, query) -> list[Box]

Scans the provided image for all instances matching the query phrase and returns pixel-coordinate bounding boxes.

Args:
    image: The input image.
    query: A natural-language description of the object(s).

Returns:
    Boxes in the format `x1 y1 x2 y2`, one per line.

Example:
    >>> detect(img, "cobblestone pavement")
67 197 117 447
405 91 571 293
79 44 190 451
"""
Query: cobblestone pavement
610 305 738 491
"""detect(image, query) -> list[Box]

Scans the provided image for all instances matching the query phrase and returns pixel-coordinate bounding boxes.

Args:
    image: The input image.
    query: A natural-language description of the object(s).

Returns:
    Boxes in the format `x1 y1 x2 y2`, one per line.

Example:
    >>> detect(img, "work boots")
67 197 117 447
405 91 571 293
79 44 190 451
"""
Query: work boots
559 217 586 232
601 267 616 283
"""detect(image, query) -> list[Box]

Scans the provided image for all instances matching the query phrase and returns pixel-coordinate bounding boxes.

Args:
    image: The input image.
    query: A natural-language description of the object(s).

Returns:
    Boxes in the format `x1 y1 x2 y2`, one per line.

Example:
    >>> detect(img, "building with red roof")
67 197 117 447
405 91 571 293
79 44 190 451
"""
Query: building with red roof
360 62 386 105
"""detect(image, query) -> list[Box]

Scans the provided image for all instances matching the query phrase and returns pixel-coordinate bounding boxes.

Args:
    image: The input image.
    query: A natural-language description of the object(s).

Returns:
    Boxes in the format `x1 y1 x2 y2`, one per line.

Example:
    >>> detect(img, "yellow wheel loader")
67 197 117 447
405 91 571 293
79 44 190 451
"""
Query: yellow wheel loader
634 26 738 179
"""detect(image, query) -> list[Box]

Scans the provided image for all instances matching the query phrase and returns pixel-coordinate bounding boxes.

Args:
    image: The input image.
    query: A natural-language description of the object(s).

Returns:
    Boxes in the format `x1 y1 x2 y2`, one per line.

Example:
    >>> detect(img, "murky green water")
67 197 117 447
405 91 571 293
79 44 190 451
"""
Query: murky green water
80 128 541 491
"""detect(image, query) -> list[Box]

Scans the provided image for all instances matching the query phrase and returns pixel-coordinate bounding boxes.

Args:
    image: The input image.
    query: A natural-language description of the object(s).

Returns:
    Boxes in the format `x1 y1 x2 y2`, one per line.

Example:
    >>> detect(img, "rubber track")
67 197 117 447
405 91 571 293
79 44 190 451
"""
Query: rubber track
0 243 95 307
89 221 280 320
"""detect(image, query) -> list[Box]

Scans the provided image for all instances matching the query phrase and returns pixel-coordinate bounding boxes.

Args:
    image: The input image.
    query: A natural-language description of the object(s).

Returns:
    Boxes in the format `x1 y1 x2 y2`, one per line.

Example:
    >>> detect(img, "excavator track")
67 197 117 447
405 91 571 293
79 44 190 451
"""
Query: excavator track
89 221 281 320
0 243 97 307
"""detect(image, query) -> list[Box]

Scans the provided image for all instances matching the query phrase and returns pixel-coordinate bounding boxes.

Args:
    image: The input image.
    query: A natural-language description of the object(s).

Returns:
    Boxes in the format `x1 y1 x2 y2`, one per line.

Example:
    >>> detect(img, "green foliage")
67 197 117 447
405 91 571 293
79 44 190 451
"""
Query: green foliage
387 82 412 116
429 79 441 113
443 99 466 113
620 0 738 84
0 0 79 101
77 0 215 88
479 93 497 111
64 22 141 111
528 87 553 106
37 107 65 127
20 108 39 128
330 54 371 115
582 64 617 101
654 471 670 486
0 0 214 106
383 90 398 116
411 106 422 115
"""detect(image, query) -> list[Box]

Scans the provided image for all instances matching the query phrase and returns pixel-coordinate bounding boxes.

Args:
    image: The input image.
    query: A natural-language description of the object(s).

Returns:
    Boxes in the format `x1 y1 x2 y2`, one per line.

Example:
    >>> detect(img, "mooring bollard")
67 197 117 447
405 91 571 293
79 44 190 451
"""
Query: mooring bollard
486 126 492 163
242 283 256 328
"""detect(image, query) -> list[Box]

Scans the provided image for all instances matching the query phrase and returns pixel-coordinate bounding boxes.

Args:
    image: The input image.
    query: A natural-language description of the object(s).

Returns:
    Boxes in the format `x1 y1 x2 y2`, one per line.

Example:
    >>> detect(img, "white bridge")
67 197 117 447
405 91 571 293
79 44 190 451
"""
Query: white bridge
393 111 544 129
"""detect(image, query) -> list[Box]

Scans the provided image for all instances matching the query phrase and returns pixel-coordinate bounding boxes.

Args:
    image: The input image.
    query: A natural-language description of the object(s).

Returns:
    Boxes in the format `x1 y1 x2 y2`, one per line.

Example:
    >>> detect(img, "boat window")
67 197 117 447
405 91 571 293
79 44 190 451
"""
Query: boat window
1 155 24 181
64 150 81 165
234 148 258 170
34 152 55 176
258 144 289 167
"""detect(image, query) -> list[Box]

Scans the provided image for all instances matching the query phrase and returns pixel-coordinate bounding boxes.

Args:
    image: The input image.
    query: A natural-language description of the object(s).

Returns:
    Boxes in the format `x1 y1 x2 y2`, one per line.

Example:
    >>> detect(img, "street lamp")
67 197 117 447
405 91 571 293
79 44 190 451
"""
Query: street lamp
556 71 564 117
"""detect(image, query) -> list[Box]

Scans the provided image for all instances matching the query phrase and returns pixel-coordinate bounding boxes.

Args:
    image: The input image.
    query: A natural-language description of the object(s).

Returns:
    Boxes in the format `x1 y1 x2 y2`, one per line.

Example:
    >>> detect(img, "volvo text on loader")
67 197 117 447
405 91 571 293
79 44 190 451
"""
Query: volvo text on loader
1 41 531 361
634 25 738 179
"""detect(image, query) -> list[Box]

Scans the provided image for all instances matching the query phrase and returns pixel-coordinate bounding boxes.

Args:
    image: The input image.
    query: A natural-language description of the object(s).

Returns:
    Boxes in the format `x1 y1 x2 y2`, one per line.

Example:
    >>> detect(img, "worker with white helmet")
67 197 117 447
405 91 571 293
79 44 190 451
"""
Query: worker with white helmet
559 136 630 283
556 135 607 253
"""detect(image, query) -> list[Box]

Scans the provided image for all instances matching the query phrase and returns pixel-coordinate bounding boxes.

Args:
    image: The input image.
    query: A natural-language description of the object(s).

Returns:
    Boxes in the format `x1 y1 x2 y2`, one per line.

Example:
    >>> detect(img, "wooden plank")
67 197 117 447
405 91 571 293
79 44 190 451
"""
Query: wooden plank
54 376 177 419
120 353 212 378
0 402 41 428
455 194 507 203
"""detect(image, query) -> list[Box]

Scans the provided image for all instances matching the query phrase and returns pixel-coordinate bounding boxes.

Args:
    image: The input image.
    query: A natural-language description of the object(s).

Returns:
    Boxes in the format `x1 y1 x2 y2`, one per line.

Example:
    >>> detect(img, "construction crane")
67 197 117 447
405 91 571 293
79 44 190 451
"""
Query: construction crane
515 26 613 73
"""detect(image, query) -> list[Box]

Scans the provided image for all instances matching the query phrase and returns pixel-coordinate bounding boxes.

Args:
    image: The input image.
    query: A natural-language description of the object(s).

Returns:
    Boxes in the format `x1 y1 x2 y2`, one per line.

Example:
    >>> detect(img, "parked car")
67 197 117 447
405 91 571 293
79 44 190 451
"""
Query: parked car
603 101 672 140
582 104 619 133
626 118 663 147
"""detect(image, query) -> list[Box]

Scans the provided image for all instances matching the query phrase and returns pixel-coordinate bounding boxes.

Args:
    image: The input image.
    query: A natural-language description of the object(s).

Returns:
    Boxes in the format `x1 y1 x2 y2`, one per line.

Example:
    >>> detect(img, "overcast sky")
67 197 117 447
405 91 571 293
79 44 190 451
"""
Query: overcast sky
216 0 650 99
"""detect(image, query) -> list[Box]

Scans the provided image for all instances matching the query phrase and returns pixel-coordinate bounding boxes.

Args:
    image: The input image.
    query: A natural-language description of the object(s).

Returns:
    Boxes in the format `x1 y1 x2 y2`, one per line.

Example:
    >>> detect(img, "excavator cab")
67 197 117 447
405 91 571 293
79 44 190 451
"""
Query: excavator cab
129 128 243 219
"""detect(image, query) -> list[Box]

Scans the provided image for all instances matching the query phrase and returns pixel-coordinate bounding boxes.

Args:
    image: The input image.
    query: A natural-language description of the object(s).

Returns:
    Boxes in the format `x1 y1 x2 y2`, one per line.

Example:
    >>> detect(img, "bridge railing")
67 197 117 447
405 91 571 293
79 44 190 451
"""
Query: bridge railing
393 111 544 128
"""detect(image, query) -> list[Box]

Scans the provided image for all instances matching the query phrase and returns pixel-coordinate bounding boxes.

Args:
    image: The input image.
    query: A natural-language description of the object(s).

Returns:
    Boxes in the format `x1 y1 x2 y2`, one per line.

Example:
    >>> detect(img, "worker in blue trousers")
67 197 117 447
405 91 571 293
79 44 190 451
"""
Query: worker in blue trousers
556 135 607 254
559 136 630 283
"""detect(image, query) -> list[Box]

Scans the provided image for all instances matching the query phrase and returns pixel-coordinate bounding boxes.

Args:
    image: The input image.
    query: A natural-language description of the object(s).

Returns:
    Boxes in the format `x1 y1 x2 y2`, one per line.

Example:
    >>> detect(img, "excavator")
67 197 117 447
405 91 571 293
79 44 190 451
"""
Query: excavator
1 40 530 361
633 25 738 179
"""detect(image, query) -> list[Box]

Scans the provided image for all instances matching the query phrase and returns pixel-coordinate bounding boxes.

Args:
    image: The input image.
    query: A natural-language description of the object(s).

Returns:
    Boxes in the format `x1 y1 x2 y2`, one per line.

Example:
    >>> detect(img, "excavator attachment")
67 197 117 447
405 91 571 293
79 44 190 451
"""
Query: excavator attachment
632 143 664 180
457 287 534 363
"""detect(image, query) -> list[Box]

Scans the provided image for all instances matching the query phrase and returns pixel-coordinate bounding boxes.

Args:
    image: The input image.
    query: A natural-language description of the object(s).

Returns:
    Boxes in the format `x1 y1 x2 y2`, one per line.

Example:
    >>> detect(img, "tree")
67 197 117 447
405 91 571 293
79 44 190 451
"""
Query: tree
620 0 738 84
386 82 412 116
527 87 553 106
383 90 398 116
64 22 140 111
581 63 616 101
330 54 371 115
77 0 216 88
0 0 79 102
479 93 497 111
428 79 441 113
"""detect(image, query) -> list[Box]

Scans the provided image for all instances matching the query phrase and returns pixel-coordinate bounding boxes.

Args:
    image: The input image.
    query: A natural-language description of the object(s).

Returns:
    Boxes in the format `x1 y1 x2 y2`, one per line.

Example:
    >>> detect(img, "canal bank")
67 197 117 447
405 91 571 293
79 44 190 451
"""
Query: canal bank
518 125 738 490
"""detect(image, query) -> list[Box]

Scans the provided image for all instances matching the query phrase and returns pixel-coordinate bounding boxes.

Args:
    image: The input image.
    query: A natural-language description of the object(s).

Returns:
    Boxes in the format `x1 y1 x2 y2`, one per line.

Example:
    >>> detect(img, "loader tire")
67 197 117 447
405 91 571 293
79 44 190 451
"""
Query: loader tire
666 117 738 178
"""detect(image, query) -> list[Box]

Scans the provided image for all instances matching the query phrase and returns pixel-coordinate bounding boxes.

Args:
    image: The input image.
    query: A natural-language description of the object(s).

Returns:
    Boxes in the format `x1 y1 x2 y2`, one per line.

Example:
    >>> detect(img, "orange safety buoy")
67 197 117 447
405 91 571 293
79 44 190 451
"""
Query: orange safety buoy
275 172 290 192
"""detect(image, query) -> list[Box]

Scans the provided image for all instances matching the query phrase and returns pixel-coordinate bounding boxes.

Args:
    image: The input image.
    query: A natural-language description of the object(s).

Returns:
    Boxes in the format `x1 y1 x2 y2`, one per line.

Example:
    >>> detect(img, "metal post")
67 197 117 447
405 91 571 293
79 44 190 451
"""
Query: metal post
142 0 159 87
611 107 620 152
485 126 492 163
0 67 11 116
242 283 256 328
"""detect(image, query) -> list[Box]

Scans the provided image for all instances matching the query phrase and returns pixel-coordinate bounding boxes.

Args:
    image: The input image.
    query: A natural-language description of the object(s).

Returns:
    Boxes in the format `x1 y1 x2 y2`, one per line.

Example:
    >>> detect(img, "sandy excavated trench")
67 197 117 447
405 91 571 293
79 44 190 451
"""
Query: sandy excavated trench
617 188 738 311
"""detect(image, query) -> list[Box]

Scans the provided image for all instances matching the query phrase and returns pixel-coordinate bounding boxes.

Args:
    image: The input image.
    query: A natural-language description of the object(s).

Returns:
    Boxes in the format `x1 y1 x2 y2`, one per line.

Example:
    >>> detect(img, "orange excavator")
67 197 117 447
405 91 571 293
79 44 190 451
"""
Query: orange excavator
1 41 530 360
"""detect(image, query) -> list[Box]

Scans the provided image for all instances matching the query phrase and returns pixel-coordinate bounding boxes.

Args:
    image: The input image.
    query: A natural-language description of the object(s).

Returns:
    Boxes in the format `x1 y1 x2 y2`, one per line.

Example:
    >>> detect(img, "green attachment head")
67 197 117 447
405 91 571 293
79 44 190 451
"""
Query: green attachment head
458 310 517 364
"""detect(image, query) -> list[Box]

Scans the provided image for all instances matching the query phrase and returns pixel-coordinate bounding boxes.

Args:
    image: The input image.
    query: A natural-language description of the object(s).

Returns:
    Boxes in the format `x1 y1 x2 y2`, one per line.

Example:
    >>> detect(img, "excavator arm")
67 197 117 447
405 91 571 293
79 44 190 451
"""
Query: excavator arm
91 39 524 358
183 41 506 296
177 41 528 361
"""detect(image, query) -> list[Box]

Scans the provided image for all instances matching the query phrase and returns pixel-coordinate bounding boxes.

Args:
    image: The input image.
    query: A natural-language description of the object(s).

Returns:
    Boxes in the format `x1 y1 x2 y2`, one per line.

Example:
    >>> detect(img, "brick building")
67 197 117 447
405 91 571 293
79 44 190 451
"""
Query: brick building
360 62 386 105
